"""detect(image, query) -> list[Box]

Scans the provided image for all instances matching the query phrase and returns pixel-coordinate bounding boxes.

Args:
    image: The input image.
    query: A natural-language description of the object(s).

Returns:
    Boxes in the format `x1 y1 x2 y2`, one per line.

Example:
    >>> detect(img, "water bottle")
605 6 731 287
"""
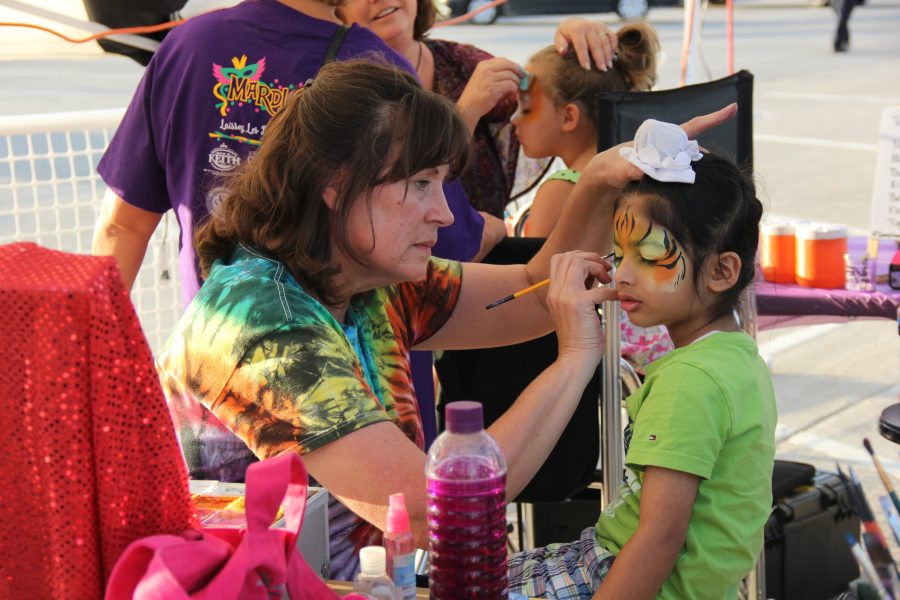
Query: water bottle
426 401 508 599
352 546 397 600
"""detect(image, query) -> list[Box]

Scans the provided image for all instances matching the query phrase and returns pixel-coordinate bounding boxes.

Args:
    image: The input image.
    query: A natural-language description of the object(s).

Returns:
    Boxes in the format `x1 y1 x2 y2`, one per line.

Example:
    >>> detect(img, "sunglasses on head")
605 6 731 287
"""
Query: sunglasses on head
518 71 535 93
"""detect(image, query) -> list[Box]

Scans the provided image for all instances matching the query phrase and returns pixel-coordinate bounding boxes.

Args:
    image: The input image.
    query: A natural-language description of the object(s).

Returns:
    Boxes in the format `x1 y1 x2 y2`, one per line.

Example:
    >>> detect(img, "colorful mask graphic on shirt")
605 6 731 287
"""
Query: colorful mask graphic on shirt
210 55 299 145
613 206 687 291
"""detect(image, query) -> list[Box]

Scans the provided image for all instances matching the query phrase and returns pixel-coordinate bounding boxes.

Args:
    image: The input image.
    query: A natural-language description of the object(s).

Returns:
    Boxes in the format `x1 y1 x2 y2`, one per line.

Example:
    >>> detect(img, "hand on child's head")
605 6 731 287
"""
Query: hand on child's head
585 143 645 189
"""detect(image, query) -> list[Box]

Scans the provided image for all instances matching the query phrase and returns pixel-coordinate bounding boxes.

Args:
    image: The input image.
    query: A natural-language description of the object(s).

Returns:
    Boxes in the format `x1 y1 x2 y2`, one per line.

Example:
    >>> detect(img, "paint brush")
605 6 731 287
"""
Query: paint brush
837 464 885 544
485 279 550 310
485 252 615 310
865 438 900 519
847 533 892 600
849 464 894 552
881 495 900 548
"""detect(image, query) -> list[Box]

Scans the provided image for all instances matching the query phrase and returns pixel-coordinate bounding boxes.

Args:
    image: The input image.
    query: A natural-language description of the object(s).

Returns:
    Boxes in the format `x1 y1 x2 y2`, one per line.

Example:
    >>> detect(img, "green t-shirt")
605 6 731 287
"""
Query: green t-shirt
594 331 776 599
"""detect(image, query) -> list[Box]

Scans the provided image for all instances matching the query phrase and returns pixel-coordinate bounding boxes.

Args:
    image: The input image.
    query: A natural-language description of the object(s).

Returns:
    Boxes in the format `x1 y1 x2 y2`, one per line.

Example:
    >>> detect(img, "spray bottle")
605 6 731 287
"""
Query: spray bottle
384 493 416 600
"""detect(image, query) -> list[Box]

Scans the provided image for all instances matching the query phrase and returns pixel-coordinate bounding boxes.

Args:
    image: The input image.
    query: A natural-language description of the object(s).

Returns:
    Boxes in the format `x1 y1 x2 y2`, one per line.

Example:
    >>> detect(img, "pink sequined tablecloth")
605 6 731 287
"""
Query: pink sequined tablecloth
0 242 195 599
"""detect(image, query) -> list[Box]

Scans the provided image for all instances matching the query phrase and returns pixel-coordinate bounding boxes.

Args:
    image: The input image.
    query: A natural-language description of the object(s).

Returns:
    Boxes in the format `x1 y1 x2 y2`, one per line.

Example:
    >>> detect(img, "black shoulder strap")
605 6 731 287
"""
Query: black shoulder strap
324 25 349 64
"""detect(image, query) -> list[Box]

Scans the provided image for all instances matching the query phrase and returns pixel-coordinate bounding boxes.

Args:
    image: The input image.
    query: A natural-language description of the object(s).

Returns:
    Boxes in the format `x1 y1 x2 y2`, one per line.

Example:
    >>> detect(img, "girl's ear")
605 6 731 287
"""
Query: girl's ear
707 252 741 293
323 169 347 211
561 102 582 133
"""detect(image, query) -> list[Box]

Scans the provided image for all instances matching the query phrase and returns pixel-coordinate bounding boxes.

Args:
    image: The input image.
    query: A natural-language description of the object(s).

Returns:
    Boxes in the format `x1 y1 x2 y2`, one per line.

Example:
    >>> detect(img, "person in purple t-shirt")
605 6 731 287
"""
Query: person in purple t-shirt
92 0 497 308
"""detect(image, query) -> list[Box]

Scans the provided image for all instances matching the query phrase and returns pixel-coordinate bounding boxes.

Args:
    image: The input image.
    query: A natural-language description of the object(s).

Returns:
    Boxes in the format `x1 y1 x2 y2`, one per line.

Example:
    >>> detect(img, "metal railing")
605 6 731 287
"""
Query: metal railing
0 109 183 353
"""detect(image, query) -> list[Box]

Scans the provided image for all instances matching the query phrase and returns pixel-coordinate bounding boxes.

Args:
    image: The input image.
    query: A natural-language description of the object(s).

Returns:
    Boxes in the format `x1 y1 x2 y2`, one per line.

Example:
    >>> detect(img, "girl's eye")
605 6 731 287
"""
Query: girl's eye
611 244 623 266
413 180 429 193
639 257 657 266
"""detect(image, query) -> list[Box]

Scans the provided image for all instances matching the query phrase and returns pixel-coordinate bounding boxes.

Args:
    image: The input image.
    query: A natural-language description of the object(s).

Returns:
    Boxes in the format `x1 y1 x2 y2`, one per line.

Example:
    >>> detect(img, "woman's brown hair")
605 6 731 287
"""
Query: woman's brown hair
195 59 469 306
529 21 659 130
413 0 438 40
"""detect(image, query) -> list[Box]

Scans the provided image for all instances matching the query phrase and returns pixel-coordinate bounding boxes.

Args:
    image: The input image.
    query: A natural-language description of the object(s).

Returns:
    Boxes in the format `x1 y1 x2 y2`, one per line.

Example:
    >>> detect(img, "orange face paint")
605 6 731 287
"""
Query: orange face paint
613 206 686 292
512 64 562 160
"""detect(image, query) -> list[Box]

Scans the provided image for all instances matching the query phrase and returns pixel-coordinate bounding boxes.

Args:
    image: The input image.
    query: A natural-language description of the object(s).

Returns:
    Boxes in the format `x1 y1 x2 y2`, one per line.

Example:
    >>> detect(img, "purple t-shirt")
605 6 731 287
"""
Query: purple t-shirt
98 0 482 305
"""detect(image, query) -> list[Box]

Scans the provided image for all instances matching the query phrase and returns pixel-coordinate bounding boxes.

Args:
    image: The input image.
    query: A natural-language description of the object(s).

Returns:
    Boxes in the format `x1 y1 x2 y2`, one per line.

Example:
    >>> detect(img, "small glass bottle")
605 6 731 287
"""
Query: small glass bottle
352 546 397 600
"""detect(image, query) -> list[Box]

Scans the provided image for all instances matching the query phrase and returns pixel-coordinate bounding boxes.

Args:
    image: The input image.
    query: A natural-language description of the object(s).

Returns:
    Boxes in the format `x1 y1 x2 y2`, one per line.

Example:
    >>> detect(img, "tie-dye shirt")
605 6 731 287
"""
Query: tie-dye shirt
156 244 462 578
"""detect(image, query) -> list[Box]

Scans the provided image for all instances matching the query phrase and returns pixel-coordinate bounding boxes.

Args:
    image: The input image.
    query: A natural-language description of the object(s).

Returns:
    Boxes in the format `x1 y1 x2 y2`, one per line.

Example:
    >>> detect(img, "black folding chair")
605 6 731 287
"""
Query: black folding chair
596 69 754 171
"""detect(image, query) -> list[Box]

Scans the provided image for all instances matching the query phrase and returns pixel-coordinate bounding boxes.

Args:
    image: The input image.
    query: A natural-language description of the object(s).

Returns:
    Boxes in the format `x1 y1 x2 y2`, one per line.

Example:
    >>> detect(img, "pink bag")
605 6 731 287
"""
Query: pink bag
105 452 366 599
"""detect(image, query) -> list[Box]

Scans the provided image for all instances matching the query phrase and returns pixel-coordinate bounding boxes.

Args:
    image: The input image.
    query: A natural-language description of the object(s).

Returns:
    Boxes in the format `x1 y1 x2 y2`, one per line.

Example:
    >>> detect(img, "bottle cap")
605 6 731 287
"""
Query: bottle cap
387 493 410 533
359 546 387 575
445 401 484 434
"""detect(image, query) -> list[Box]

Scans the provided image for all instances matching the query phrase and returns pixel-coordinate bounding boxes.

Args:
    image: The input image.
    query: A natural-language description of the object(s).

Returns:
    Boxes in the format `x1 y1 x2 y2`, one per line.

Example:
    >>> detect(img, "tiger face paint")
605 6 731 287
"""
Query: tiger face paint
613 205 687 293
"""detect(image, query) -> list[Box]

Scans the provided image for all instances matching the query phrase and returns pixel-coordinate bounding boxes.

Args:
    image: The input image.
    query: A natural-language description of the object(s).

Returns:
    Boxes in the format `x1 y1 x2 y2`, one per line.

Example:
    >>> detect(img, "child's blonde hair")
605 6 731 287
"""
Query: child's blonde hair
528 22 659 129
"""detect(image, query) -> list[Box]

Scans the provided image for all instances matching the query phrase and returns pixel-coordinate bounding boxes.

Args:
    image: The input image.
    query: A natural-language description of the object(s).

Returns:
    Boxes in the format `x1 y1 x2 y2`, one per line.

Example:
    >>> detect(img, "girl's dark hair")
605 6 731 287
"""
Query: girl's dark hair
529 21 659 130
619 151 763 319
195 59 469 306
413 0 437 40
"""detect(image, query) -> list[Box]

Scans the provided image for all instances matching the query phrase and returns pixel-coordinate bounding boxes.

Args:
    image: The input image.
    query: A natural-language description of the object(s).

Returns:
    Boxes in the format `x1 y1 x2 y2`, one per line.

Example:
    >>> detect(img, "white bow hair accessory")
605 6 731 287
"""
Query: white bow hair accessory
618 119 702 184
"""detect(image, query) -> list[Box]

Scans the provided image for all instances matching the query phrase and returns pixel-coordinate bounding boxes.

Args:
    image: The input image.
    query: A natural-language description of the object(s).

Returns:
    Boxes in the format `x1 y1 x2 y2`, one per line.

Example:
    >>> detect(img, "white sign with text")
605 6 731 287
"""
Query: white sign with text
870 106 900 239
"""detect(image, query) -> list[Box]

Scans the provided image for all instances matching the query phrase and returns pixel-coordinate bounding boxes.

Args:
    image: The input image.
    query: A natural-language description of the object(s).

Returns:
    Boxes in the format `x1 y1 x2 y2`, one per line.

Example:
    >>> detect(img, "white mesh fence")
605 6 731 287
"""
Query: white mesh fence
0 109 182 353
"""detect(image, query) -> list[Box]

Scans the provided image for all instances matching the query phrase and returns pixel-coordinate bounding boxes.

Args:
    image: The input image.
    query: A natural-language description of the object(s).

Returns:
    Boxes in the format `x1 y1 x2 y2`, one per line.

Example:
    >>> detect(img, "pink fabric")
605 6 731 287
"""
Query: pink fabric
620 314 673 374
0 243 195 599
105 452 365 600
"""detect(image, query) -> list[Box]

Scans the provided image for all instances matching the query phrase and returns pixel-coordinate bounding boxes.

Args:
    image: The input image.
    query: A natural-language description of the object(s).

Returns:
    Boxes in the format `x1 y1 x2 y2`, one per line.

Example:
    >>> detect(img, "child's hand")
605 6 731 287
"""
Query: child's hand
457 57 522 132
547 251 617 366
555 17 617 72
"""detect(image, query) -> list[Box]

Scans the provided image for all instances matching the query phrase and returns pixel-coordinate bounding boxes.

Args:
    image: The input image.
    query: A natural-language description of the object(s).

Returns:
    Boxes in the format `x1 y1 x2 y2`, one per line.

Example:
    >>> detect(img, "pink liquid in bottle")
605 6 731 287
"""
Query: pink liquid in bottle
426 401 507 599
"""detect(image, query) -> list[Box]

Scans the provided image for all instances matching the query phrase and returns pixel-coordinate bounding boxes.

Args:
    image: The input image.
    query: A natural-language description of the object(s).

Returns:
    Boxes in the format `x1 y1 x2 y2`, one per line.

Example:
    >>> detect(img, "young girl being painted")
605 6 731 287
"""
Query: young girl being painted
508 120 777 600
513 22 659 238
513 22 669 373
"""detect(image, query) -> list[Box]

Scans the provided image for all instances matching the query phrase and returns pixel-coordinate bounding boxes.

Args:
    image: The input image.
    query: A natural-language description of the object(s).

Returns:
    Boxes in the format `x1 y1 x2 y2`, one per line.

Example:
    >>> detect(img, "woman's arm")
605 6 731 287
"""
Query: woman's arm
526 104 739 284
304 251 617 549
92 190 163 290
419 104 738 351
593 466 700 599
419 146 628 351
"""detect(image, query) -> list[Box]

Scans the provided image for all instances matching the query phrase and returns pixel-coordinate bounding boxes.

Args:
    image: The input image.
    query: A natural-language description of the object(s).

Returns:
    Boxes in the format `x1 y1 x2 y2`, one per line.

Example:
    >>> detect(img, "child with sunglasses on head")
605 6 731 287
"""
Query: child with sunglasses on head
512 23 670 374
508 120 777 600
513 22 659 239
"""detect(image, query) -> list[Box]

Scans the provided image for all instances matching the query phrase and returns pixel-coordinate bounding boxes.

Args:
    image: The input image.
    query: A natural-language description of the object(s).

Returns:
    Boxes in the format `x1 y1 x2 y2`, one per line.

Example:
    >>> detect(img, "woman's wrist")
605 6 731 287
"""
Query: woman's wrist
581 153 618 188
455 100 481 135
553 348 602 380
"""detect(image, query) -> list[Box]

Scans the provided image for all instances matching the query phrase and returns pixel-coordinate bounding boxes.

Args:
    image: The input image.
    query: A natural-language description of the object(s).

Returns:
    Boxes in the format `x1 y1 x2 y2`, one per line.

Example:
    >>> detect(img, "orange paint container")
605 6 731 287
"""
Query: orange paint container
760 221 796 283
795 223 848 289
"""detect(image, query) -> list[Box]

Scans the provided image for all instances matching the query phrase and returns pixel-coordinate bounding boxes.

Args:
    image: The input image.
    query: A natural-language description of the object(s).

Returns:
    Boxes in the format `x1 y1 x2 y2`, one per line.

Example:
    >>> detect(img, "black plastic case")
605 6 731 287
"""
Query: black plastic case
765 471 861 600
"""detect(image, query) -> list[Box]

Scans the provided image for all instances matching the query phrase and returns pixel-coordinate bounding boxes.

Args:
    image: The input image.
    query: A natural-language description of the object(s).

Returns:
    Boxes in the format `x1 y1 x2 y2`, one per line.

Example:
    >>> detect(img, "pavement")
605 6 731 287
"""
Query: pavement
2 0 900 582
